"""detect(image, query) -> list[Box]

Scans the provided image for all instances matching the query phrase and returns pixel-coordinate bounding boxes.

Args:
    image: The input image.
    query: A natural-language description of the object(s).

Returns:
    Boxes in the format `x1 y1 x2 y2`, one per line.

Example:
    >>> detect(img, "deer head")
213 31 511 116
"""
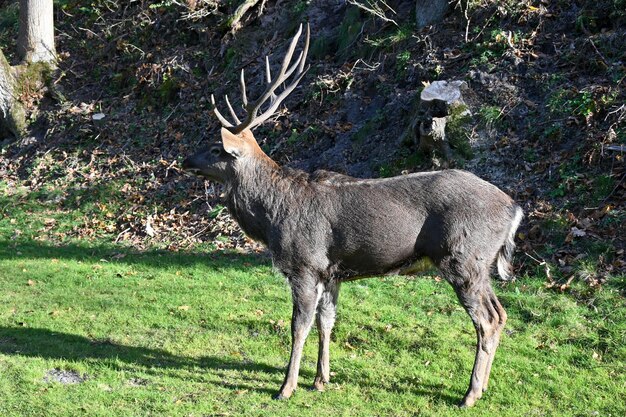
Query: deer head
182 24 310 182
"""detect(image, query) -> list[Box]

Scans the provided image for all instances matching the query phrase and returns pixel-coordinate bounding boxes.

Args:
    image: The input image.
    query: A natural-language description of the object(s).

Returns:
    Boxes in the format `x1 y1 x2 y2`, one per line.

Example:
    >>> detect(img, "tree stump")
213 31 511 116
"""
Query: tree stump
418 80 468 159
401 80 469 163
419 116 450 160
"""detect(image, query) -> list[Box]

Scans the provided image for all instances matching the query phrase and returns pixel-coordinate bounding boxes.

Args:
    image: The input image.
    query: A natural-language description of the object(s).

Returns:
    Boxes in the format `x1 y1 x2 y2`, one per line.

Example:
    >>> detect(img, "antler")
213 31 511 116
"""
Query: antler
211 23 311 134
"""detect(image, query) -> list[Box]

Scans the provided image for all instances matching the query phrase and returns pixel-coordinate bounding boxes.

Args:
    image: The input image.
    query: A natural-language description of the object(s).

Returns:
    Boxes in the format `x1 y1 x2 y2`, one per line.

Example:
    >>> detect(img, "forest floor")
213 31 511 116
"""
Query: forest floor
0 0 624 415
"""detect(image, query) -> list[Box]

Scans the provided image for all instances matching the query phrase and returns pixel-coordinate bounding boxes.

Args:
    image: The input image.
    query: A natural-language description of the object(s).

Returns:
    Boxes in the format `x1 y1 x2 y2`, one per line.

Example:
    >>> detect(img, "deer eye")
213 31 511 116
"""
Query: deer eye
209 147 221 156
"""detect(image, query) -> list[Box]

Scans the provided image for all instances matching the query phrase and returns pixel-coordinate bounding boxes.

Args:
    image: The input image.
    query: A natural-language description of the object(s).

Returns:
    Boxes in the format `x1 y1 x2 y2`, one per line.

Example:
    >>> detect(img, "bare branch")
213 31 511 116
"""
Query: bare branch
347 0 398 26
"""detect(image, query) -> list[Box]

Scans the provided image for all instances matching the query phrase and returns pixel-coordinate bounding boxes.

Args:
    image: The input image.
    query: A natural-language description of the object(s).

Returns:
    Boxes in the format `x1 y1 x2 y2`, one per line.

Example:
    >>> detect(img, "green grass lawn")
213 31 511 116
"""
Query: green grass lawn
0 186 625 416
0 237 624 417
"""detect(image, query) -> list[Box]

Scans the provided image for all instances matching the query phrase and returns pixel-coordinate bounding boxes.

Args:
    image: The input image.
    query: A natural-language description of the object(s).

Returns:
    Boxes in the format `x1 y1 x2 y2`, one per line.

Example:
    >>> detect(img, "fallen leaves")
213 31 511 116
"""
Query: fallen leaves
268 319 286 333
564 226 586 243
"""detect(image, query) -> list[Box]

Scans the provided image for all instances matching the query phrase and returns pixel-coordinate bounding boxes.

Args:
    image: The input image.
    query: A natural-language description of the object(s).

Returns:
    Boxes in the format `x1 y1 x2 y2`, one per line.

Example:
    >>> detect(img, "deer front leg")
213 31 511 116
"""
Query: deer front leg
314 280 340 391
274 277 321 400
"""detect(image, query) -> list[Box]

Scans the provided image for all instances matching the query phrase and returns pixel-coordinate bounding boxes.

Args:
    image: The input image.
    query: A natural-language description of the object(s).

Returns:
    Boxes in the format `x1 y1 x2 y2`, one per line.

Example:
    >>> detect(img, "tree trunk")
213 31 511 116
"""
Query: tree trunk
17 0 56 65
415 0 449 29
0 49 26 137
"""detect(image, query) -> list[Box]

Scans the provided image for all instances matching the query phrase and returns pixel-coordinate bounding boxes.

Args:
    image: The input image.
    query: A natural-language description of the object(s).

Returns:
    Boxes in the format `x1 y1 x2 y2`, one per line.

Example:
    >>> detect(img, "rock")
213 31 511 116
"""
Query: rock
415 0 449 29
43 369 87 384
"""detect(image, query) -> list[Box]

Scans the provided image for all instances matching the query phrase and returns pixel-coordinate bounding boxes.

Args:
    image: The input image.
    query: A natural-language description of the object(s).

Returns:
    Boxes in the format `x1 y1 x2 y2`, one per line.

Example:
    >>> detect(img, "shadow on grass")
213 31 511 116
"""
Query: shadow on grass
0 238 270 271
0 326 282 394
0 326 461 402
395 376 464 406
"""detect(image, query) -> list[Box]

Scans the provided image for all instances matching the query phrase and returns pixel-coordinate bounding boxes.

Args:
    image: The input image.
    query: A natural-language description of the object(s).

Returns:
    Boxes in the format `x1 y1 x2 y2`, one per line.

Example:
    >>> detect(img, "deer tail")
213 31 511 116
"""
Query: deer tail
496 205 524 281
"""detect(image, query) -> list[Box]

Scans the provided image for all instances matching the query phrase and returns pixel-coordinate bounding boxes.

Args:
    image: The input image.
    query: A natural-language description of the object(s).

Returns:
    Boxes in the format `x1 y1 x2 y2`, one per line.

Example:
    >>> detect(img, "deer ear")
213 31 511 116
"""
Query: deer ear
221 128 244 157
239 128 257 144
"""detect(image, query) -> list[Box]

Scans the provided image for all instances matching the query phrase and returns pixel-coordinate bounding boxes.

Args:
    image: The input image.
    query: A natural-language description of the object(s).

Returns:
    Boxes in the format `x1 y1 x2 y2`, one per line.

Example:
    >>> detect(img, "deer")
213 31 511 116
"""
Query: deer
182 23 523 408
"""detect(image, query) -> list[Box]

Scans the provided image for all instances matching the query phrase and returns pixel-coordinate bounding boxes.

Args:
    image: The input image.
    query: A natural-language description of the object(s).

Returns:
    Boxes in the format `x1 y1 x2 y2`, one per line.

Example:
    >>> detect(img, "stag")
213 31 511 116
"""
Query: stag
183 24 523 407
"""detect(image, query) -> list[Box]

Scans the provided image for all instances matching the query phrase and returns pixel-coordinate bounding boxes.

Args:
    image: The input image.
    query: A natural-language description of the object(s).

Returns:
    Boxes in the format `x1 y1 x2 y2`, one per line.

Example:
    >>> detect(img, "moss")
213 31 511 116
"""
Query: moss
446 103 474 159
7 101 27 134
0 49 28 137
365 24 414 51
15 61 54 96
111 70 137 94
223 46 238 71
377 150 426 178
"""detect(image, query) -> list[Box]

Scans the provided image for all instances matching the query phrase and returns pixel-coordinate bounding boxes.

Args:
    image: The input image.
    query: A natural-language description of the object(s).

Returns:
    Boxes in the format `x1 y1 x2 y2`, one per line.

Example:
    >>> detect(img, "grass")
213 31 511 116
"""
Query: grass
0 177 624 416
0 224 625 416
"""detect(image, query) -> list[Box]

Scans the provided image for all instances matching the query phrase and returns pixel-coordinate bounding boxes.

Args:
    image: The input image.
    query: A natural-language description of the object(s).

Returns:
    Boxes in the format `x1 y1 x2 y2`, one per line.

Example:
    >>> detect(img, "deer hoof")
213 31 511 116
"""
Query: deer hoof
458 395 478 408
273 390 293 400
312 379 326 392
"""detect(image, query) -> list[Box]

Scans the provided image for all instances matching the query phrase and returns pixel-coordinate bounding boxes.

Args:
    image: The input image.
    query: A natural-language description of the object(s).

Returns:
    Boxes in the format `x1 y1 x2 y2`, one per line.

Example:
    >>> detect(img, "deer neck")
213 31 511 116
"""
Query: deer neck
224 153 285 244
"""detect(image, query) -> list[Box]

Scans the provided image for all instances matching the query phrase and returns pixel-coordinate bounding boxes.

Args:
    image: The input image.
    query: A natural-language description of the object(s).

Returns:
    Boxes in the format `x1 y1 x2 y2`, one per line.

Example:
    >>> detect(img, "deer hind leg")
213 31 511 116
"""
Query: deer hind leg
275 275 322 400
481 290 507 392
313 280 340 391
443 260 503 407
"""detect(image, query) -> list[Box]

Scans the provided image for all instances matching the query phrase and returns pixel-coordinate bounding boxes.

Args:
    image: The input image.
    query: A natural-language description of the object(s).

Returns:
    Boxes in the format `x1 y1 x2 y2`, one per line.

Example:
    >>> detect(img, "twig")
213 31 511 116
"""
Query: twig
347 0 398 26
257 0 268 17
459 0 470 43
340 22 367 54
183 225 212 249
604 104 625 122
78 27 104 42
115 228 131 243
351 58 380 72
602 173 625 202
525 252 552 281
163 103 180 122
165 159 179 178
588 38 609 69
604 145 625 152
227 0 262 33
469 9 498 43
